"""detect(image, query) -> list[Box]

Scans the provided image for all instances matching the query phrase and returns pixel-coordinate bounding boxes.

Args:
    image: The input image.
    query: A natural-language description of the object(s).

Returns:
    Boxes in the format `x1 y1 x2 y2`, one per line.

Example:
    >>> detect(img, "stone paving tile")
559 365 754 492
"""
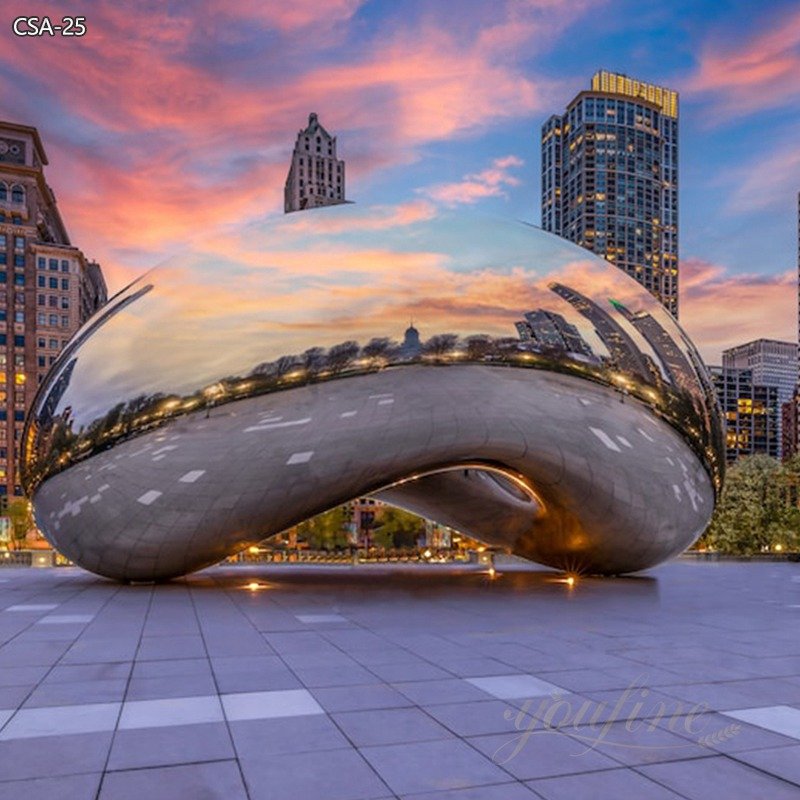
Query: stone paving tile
62 637 139 664
230 714 350 758
466 674 564 700
332 706 454 746
467 729 619 781
240 747 391 800
312 682 414 713
366 660 452 683
392 678 493 705
639 754 800 800
119 695 224 729
0 731 113 781
444 657 530 678
136 634 207 661
424 699 527 737
0 664 48 686
528 766 684 799
45 662 132 683
401 782 540 799
1 701 120 739
362 737 513 795
0 562 795 798
0 684 36 707
350 645 426 667
293 663 378 687
107 721 235 771
659 679 800 711
729 744 800 786
222 688 323 720
100 760 248 800
125 672 218 700
0 640 71 667
724 704 800 739
130 657 209 679
0 772 102 800
662 711 800 754
561 719 716 767
24 677 127 708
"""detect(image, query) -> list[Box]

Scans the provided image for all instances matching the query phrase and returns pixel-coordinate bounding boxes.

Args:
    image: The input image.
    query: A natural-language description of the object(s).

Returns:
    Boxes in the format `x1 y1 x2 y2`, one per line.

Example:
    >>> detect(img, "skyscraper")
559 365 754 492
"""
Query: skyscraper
710 366 779 462
542 71 679 316
284 113 346 213
0 121 107 498
723 338 797 458
790 194 800 459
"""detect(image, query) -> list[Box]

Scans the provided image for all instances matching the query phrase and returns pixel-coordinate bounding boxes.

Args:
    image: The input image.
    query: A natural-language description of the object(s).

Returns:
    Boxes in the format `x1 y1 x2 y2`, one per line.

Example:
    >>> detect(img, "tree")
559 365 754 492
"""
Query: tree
700 455 783 554
362 337 392 360
327 341 359 373
296 507 350 550
6 499 33 550
423 334 459 357
771 455 800 551
372 506 423 549
302 347 327 372
465 335 493 361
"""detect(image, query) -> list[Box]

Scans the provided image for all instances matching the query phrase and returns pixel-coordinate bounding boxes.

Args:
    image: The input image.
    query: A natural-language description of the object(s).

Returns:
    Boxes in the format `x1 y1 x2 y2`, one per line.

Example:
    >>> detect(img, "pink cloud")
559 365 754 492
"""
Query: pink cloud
680 257 796 362
0 0 595 294
423 155 525 206
686 7 800 116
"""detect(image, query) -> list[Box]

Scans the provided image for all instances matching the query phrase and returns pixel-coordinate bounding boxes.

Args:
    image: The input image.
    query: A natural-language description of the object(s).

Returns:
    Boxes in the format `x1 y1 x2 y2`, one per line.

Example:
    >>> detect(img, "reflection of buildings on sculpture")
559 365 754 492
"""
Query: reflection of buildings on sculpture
284 113 346 213
347 497 380 547
710 365 779 462
424 520 452 549
0 120 107 498
609 300 698 392
548 282 650 379
398 323 422 359
23 207 723 581
515 309 594 360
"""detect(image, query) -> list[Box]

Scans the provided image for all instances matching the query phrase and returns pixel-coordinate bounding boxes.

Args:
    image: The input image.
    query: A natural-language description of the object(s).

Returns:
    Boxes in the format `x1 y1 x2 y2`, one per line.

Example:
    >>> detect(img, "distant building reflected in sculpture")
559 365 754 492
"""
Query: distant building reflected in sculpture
549 282 651 378
515 310 595 360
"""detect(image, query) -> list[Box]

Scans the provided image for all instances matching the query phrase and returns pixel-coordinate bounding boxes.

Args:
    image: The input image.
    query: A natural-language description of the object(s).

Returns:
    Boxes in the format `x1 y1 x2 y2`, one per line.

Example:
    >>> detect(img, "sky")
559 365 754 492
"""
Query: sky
1 0 799 362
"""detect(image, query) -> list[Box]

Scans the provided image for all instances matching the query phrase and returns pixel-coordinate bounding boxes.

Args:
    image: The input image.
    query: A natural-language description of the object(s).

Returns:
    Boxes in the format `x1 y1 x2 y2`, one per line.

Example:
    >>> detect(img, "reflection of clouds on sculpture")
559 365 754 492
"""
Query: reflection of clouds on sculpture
22 206 724 581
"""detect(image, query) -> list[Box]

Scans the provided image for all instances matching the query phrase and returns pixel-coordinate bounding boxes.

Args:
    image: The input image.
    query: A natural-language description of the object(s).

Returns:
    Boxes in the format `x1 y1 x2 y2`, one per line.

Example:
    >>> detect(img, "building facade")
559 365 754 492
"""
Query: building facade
0 121 107 497
542 71 679 316
711 366 779 462
722 338 797 458
284 113 346 213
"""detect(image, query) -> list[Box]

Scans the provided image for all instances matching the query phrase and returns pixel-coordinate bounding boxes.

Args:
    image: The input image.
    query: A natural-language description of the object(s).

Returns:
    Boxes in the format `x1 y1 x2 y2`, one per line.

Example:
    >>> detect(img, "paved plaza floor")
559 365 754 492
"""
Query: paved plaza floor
0 559 797 799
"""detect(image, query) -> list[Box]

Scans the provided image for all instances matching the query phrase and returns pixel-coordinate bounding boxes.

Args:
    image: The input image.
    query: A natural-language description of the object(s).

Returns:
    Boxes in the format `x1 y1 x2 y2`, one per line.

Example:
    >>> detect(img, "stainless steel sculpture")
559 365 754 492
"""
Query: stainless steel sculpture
22 206 724 581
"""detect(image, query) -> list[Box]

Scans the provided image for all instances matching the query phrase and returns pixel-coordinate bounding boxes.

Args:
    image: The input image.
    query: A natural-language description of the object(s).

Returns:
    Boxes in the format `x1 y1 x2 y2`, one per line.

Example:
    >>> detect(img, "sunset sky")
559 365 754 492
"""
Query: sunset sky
1 0 799 362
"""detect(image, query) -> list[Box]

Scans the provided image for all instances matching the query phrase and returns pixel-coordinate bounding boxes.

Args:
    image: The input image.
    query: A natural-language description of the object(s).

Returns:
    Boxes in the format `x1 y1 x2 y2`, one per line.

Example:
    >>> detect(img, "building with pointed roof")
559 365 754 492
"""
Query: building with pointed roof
284 113 346 213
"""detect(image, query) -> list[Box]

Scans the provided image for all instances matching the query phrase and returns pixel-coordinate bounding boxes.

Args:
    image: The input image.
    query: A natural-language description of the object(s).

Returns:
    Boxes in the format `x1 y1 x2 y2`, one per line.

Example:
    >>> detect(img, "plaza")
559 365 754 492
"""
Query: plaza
0 559 796 799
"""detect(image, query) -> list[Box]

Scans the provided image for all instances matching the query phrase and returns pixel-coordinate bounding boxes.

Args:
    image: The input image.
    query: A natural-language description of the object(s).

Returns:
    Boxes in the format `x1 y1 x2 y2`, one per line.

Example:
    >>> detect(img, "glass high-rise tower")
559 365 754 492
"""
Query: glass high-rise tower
542 71 679 316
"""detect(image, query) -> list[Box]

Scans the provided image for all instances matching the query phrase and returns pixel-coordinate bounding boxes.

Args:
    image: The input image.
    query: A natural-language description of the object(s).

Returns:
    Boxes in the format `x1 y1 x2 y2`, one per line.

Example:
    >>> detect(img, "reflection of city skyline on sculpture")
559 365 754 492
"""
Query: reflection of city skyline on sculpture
21 206 723 581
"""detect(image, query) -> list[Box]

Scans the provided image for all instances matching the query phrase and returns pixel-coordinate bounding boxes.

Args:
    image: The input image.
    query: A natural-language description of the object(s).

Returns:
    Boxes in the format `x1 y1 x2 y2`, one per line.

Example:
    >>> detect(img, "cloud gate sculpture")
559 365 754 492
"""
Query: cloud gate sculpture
21 206 723 581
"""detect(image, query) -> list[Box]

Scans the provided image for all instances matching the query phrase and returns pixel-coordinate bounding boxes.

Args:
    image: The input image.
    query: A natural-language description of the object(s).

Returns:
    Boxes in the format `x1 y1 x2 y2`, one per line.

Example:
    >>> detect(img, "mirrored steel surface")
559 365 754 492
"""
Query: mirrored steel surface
22 206 724 581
